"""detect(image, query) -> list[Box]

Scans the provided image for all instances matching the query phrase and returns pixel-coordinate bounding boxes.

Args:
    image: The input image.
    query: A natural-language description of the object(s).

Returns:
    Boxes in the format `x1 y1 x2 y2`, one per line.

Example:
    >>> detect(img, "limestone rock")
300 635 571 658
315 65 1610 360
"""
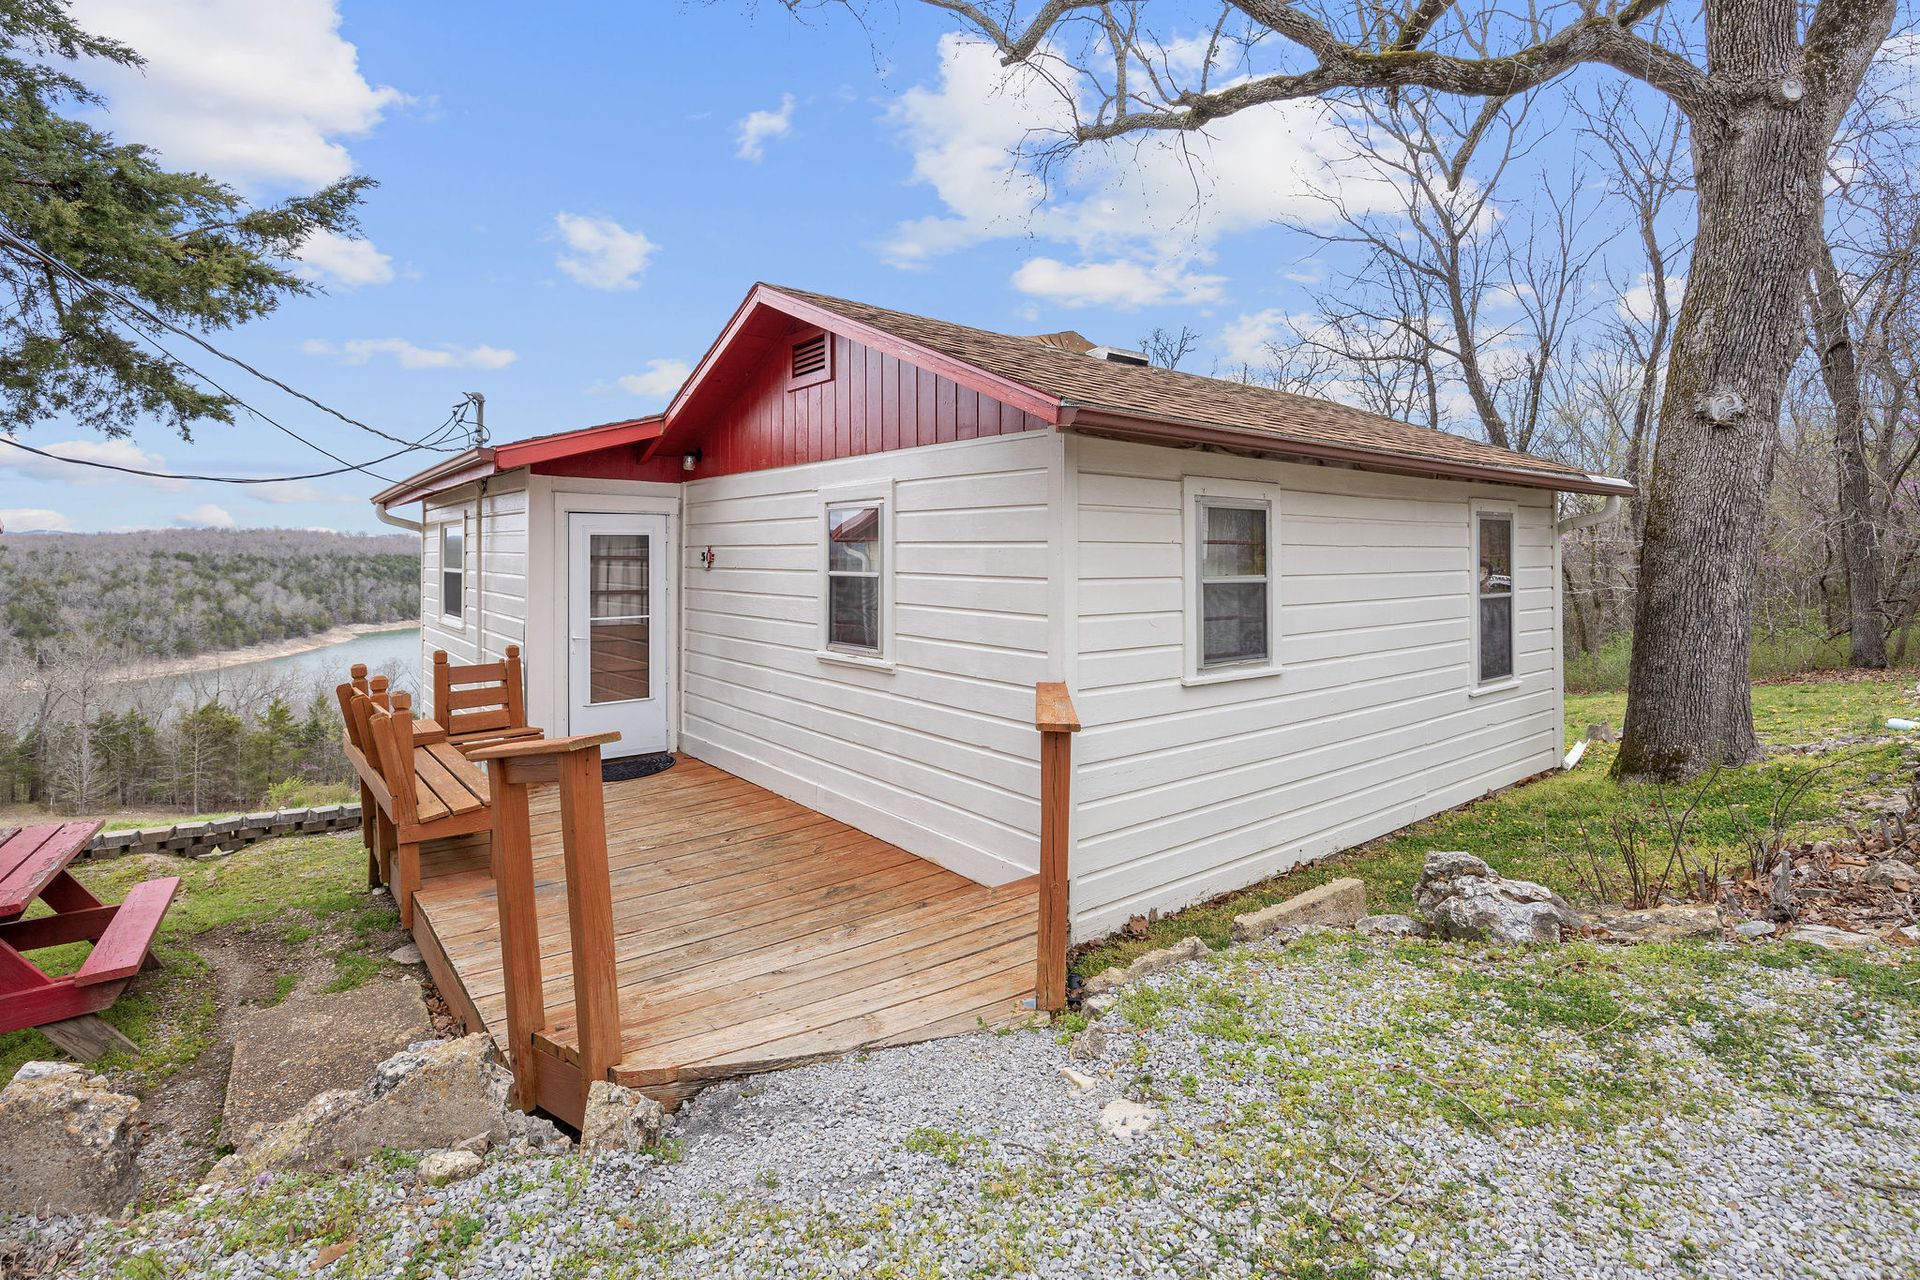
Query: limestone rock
1586 904 1722 943
1735 920 1777 941
221 980 432 1143
1785 924 1881 952
387 943 425 966
1414 852 1577 945
418 1149 483 1186
1067 1025 1110 1062
1230 878 1367 942
1098 1098 1159 1141
1059 1067 1097 1092
211 1034 570 1183
0 1063 141 1216
579 1080 664 1152
1356 913 1429 940
1080 991 1120 1021
1079 936 1209 999
1863 860 1918 889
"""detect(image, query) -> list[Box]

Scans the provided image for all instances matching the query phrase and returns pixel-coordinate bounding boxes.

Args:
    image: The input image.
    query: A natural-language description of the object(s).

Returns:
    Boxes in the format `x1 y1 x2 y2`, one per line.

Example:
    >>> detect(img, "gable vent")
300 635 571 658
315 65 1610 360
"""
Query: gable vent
791 333 829 380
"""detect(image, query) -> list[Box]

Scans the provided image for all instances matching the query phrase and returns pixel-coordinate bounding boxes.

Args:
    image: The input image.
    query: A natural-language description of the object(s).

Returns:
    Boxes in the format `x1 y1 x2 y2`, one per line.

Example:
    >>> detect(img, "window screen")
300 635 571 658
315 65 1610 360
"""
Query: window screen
440 522 464 622
826 503 882 653
1198 500 1270 668
1476 512 1515 683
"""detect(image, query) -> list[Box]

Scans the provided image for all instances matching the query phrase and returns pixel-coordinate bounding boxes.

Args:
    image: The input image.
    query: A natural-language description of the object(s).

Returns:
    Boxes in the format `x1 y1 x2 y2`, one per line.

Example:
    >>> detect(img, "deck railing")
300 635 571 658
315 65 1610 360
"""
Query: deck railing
467 731 621 1123
1033 681 1080 1012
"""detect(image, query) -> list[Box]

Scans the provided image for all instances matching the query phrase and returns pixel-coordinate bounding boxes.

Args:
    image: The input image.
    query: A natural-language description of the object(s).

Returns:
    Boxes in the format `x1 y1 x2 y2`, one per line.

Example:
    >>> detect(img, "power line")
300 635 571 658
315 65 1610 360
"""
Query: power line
0 224 464 454
0 406 465 485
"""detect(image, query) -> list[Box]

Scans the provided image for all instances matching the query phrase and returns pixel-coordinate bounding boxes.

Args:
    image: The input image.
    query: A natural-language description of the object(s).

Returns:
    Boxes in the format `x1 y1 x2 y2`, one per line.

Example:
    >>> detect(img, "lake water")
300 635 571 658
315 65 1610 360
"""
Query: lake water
140 625 422 712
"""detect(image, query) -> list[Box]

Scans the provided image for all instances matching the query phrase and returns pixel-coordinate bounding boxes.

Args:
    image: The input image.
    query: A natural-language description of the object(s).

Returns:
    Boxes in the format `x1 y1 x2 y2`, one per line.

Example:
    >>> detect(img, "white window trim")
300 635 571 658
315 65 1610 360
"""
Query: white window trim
1469 499 1519 695
1181 475 1282 687
816 480 896 671
438 515 468 630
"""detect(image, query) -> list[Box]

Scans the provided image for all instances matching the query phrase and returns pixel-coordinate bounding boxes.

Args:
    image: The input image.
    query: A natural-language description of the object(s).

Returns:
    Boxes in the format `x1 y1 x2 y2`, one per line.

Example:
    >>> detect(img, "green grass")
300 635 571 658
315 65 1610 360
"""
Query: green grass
0 833 399 1084
1075 673 1915 978
1566 619 1920 693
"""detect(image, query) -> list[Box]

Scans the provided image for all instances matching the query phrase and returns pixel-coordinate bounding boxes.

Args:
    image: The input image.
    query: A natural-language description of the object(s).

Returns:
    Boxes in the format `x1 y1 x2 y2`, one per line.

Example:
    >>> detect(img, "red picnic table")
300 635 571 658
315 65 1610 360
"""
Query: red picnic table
0 821 179 1060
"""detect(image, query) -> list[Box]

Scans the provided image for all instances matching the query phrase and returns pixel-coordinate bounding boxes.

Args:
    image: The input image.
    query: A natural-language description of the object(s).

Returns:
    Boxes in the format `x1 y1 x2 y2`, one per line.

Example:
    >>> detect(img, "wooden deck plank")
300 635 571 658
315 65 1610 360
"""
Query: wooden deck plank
411 756 1039 1104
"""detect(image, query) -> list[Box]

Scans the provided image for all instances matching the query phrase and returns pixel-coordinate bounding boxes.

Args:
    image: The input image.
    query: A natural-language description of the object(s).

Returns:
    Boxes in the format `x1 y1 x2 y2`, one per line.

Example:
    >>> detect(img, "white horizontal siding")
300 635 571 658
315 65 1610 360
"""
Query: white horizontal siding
679 431 1059 885
418 475 530 718
1068 437 1561 937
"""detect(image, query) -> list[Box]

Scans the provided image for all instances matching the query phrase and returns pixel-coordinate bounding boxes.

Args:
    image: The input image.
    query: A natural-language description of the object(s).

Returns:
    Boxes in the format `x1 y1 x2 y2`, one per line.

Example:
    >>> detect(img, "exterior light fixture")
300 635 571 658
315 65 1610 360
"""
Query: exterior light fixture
682 450 702 473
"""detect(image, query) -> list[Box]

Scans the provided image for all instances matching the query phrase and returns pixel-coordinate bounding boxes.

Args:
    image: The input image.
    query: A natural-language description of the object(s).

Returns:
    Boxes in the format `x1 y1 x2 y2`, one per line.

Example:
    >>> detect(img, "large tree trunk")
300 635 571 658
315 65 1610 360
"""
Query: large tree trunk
1615 10 1875 780
1808 240 1890 667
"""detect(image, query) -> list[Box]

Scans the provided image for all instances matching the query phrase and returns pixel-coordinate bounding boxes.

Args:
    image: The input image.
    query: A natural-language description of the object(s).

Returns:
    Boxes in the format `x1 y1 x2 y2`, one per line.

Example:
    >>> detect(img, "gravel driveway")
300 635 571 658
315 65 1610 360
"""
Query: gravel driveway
40 933 1920 1279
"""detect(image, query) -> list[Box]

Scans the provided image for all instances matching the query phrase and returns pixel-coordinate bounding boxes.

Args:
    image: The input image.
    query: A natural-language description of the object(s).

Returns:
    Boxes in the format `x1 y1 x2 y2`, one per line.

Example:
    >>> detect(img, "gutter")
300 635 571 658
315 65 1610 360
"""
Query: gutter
1061 407 1636 498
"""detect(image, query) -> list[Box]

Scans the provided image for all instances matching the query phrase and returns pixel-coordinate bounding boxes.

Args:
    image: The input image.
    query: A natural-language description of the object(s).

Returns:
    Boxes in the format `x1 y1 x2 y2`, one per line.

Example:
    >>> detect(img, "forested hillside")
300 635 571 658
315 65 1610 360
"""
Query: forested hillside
0 528 419 657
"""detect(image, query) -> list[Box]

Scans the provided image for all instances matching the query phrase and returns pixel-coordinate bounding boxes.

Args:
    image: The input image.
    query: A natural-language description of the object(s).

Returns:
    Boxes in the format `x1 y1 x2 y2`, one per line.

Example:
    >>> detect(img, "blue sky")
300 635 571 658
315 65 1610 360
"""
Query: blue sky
0 1 1589 534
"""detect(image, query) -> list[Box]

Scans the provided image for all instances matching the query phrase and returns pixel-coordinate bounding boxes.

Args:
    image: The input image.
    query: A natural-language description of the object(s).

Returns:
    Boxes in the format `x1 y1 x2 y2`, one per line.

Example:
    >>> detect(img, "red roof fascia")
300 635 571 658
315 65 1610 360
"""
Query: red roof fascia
493 416 664 470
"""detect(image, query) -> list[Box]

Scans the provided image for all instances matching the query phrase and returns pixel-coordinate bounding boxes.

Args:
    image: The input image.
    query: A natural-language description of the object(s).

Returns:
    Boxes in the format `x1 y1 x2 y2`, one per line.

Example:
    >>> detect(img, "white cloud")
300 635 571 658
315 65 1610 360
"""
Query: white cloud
176 503 237 529
736 93 796 162
71 0 405 190
295 230 395 287
1217 309 1293 366
1617 273 1686 327
0 508 74 533
553 214 657 292
301 338 516 370
616 358 691 401
883 35 1378 273
250 480 350 505
0 435 189 490
1011 258 1226 310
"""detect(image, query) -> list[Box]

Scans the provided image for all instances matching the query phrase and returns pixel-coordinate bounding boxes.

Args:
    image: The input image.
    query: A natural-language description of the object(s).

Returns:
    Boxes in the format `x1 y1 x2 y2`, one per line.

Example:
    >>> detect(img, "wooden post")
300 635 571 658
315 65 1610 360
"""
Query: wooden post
480 753 544 1110
1033 682 1080 1013
557 748 621 1107
469 731 622 1117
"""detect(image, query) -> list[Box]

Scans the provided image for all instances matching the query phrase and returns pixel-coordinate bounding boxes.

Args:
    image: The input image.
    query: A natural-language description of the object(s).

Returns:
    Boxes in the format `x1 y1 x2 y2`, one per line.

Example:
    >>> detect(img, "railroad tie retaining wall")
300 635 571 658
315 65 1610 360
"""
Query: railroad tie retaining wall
82 804 364 861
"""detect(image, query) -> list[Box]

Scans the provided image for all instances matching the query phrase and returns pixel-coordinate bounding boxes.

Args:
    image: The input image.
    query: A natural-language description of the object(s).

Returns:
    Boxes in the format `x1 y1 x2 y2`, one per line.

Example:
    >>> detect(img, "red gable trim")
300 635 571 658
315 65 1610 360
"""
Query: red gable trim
646 284 1065 462
493 416 663 469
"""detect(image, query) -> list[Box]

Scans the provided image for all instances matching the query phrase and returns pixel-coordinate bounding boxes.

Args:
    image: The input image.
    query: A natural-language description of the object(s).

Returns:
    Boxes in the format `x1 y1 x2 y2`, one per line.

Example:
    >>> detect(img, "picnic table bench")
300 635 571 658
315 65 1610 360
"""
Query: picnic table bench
0 820 180 1059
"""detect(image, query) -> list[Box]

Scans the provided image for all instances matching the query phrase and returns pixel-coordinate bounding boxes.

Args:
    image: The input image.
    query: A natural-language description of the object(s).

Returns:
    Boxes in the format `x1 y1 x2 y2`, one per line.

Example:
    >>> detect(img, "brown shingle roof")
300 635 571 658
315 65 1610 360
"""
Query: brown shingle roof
774 286 1620 493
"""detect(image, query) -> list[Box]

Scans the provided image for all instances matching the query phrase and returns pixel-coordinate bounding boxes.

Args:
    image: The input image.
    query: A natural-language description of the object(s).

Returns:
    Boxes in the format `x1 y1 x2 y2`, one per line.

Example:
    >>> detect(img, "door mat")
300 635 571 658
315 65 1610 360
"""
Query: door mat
602 753 676 784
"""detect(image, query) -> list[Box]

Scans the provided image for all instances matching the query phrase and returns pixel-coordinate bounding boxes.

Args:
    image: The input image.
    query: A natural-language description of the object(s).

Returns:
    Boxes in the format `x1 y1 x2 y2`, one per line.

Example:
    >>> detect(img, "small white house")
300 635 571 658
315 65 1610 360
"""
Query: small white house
373 284 1629 941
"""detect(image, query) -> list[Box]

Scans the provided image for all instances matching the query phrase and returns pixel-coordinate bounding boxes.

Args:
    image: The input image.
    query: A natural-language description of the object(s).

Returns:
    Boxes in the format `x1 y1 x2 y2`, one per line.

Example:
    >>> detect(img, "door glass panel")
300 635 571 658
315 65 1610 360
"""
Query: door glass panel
589 533 650 703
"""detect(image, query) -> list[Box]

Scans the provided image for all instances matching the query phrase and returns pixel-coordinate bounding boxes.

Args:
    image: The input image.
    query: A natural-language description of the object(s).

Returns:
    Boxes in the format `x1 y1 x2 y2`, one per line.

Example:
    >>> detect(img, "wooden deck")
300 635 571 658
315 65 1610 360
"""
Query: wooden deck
410 757 1039 1113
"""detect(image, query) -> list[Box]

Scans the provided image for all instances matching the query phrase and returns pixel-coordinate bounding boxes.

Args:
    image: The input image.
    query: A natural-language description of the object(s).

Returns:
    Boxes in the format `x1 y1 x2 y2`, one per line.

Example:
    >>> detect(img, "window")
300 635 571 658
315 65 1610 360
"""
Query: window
439 520 465 624
825 503 883 654
1197 498 1271 669
1474 508 1515 684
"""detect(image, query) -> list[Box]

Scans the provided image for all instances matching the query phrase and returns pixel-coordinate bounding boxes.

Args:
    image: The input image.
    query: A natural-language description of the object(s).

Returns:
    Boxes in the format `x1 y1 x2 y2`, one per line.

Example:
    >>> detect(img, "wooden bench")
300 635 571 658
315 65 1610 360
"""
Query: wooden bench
338 685 491 927
0 822 180 1058
433 646 544 756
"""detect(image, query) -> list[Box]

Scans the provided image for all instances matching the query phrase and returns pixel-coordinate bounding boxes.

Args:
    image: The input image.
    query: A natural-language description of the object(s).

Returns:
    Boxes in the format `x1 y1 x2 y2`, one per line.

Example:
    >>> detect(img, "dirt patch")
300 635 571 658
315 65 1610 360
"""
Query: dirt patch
108 906 426 1201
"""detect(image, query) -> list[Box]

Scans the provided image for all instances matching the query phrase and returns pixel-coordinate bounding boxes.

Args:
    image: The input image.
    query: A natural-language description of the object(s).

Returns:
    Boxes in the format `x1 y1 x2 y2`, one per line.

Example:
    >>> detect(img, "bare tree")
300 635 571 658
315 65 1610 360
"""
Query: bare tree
1139 324 1200 369
1273 85 1603 453
794 0 1899 779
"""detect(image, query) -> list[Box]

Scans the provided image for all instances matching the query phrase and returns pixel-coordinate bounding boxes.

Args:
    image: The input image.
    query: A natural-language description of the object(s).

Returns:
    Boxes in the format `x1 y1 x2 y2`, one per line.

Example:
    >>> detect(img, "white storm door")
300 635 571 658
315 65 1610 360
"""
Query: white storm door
567 512 669 756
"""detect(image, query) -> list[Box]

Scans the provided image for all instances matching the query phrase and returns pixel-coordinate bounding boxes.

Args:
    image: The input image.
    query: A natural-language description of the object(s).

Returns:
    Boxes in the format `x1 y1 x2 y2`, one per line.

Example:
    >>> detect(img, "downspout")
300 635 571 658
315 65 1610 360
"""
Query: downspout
473 478 488 661
1556 493 1622 536
375 501 423 533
